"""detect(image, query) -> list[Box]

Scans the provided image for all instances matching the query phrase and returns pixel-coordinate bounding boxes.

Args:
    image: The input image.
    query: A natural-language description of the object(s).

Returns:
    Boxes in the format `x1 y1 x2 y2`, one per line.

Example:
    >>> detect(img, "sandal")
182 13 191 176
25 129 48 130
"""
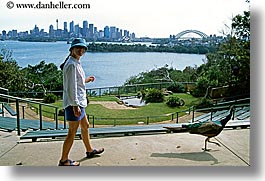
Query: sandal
58 159 80 166
86 148 104 158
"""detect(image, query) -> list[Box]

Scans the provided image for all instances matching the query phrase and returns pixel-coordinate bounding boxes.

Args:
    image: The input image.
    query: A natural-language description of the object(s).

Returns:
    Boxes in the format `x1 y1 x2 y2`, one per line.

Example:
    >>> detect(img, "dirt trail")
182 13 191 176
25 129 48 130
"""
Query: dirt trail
89 101 136 109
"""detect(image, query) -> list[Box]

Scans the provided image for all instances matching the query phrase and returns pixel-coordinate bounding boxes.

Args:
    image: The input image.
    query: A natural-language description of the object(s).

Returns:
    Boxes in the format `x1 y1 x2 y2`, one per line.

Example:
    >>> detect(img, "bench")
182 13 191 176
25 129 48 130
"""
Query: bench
164 119 250 133
225 119 250 129
20 124 173 142
237 112 250 120
3 103 17 116
0 116 66 132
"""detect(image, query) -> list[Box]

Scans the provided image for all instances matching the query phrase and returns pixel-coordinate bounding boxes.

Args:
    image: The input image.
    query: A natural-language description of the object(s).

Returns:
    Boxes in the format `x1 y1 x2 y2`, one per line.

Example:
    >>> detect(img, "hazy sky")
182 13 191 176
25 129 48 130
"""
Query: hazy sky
0 0 250 38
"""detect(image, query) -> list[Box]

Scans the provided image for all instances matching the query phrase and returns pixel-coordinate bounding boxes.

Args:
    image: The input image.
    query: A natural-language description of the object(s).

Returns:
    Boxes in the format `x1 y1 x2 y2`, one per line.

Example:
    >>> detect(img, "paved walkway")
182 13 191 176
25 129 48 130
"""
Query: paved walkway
0 128 249 166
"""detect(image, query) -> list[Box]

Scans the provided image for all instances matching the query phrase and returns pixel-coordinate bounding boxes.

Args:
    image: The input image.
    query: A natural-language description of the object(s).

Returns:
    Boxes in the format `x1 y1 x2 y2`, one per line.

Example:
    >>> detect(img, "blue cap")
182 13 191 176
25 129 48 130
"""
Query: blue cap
70 38 88 51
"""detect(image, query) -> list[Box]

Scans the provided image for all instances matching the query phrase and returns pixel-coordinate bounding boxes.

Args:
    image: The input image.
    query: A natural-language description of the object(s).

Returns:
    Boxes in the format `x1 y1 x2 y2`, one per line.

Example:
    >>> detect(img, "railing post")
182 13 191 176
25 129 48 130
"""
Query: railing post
16 99 21 136
117 87 120 97
192 107 195 123
55 107 58 129
176 112 179 124
90 115 95 128
22 106 25 119
232 107 235 120
210 108 213 121
1 103 3 116
147 117 149 125
39 104 43 130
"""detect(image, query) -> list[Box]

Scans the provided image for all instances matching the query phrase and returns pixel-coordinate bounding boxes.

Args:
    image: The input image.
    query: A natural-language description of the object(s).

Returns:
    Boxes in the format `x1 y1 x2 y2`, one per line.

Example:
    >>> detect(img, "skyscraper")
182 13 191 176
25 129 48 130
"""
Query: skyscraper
69 21 74 33
49 25 54 37
83 20 88 38
64 22 67 32
88 24 94 38
110 26 116 39
104 26 110 39
74 24 80 37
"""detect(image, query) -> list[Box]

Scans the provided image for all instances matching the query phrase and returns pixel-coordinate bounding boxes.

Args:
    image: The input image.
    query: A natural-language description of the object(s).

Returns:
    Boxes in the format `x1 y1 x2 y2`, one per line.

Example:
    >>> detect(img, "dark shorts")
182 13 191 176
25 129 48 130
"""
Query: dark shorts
65 106 86 121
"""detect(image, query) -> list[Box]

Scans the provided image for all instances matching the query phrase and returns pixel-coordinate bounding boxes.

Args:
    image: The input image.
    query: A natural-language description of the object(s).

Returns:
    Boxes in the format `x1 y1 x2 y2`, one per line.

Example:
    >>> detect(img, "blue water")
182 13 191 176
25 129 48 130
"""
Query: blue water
0 40 205 88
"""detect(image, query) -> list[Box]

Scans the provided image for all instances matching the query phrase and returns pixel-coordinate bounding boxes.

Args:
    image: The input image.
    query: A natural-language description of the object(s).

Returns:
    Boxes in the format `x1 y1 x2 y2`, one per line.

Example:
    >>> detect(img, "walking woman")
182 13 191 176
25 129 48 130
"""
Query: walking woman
58 38 104 166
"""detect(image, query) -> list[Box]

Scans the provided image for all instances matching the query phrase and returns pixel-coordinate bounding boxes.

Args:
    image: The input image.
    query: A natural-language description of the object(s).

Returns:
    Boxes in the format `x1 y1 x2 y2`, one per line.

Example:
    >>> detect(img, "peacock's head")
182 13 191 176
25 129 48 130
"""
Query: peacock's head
229 105 235 113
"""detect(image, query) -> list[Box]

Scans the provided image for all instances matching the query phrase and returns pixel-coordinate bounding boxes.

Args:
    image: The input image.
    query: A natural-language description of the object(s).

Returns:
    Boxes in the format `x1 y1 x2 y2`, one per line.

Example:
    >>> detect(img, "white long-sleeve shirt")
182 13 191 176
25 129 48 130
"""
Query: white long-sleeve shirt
63 56 87 108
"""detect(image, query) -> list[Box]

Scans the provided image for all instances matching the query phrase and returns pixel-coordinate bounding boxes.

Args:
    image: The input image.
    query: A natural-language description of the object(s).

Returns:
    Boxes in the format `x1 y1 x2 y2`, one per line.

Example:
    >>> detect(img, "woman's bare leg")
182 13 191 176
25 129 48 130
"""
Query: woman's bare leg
80 115 93 152
60 121 79 165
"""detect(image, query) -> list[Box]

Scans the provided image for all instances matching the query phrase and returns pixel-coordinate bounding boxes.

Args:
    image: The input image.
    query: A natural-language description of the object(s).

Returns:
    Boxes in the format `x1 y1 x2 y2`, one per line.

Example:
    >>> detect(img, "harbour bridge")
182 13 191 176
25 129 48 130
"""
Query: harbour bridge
175 29 208 39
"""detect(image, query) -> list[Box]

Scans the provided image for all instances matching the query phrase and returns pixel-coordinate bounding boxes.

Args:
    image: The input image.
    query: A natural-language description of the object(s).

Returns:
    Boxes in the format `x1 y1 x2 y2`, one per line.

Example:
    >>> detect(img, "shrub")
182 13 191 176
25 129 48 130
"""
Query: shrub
144 88 164 103
43 93 57 103
195 97 213 109
166 95 185 107
167 83 185 93
191 77 209 97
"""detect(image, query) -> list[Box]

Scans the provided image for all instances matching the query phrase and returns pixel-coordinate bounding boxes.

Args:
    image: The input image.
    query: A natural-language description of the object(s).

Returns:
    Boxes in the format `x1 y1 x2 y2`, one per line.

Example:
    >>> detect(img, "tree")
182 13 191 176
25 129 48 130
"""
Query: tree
232 11 250 40
0 49 63 97
0 49 26 93
192 9 250 98
22 60 63 94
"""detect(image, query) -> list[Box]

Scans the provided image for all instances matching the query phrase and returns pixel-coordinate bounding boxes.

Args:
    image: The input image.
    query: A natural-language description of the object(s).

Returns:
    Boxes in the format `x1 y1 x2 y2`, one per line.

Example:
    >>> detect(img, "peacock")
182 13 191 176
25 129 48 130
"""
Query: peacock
165 105 235 151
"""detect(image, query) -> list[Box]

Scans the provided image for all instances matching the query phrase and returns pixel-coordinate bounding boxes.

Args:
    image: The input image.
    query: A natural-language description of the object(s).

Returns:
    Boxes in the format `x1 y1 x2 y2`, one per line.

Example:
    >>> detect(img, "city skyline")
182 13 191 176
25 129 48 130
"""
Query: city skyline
0 18 138 42
1 0 250 38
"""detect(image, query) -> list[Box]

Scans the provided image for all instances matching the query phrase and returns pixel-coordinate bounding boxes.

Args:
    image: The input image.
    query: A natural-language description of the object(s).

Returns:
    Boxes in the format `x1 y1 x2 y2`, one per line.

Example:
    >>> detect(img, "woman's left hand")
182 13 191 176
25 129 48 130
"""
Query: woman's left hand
85 76 95 83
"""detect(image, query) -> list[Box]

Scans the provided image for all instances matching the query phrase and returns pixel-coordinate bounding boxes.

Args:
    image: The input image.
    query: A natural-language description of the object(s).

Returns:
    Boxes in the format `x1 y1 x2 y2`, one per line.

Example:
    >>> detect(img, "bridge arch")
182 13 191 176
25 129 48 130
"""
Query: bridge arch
175 30 208 39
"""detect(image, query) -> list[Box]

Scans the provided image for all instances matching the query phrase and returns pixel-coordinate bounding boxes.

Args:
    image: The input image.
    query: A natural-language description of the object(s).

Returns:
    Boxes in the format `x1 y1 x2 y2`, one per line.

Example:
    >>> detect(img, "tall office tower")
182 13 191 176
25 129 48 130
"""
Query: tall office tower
32 25 40 36
99 30 104 38
69 21 74 33
110 26 116 39
93 27 98 39
49 25 54 37
131 32 136 39
124 30 129 37
74 24 80 37
64 22 67 32
88 24 94 38
104 26 110 38
116 28 121 40
82 20 88 37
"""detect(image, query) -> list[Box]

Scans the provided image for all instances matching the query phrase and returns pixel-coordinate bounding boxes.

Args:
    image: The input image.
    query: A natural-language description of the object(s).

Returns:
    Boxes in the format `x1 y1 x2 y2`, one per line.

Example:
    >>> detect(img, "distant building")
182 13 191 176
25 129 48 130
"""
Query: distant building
74 24 80 37
0 19 138 41
104 26 110 39
110 26 116 40
88 24 94 39
69 21 74 33
64 22 67 32
49 25 54 37
82 20 88 38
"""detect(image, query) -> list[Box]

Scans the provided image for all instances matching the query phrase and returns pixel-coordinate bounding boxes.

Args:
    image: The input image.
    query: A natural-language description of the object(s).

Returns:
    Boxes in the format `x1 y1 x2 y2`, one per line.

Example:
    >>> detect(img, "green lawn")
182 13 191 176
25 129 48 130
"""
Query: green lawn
49 93 199 125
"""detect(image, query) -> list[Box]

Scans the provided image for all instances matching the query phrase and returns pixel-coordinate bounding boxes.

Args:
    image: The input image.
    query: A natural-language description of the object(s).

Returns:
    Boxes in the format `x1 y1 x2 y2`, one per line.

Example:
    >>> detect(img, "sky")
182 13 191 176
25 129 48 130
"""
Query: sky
0 0 250 38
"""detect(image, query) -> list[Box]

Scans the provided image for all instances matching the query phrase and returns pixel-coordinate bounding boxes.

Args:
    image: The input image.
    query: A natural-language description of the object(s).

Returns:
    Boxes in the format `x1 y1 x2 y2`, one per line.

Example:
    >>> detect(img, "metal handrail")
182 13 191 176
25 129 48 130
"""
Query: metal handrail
0 93 59 136
0 93 58 108
0 93 250 134
88 102 250 126
8 81 196 97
